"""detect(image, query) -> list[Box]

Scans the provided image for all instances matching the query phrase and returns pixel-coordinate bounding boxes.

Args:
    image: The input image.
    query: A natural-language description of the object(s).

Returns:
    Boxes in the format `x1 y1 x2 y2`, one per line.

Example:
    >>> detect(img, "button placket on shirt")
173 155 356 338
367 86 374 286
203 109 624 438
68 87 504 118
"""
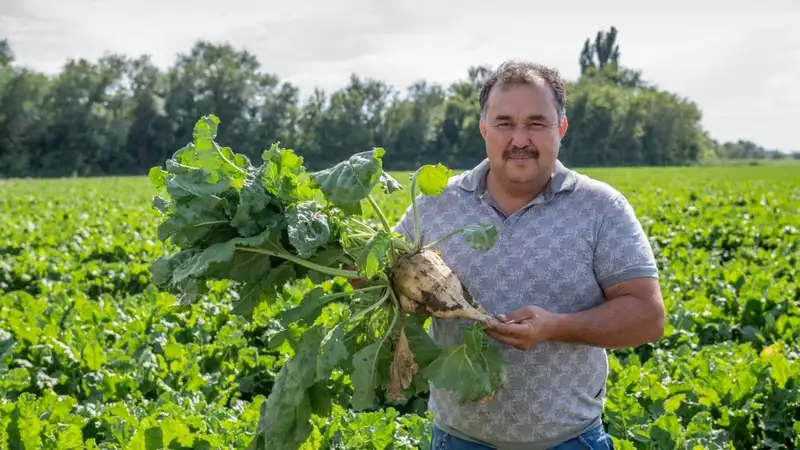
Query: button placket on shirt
476 192 506 229
474 183 558 242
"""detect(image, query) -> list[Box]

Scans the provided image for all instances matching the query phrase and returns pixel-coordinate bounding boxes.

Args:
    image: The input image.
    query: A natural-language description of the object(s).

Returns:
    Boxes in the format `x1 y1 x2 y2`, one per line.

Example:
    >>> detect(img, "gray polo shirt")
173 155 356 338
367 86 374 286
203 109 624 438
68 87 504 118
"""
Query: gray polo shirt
393 159 658 449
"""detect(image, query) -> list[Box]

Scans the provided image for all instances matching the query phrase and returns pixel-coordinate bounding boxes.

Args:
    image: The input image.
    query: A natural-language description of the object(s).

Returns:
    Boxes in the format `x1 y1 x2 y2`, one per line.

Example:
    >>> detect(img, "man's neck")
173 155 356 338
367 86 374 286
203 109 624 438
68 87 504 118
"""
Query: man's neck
485 171 552 215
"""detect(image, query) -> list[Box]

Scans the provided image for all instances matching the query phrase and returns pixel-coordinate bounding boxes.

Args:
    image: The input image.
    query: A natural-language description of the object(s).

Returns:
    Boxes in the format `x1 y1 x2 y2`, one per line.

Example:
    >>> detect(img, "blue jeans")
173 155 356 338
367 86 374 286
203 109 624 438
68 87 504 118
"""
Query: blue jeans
430 425 615 450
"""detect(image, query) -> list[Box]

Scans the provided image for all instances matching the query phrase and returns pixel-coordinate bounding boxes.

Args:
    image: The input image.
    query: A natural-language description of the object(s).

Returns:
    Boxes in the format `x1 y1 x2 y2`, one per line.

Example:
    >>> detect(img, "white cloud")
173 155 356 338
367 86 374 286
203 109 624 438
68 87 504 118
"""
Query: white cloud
2 0 798 151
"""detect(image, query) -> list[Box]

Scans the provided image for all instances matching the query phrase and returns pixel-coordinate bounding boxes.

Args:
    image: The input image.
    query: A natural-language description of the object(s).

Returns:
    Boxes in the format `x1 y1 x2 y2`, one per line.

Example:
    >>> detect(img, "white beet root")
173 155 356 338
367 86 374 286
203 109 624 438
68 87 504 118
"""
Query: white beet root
390 249 493 322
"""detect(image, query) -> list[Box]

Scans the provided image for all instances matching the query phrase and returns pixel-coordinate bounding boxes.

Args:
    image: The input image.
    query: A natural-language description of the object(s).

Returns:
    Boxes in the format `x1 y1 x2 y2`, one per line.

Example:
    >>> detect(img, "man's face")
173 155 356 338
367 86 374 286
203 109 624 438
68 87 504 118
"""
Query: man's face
479 80 568 188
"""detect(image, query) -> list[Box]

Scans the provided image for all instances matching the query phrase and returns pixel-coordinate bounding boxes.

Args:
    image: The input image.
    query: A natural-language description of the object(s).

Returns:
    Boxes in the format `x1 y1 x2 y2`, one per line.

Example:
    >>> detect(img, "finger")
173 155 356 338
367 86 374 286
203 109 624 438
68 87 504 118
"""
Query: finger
484 330 531 350
505 307 537 322
485 321 534 339
484 329 527 348
483 319 501 330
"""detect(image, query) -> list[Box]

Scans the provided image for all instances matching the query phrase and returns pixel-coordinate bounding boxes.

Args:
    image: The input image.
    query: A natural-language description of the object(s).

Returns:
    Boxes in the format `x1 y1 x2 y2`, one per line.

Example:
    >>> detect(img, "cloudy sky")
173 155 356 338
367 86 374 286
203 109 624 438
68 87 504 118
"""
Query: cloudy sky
2 0 798 151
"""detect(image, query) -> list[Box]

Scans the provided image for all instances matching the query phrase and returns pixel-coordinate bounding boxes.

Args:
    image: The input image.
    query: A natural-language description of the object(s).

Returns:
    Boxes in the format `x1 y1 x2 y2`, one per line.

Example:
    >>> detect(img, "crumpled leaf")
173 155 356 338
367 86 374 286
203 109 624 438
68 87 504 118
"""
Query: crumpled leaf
355 231 392 279
156 194 233 249
149 166 168 188
230 166 276 237
423 323 508 404
149 249 209 305
379 172 403 194
277 287 329 326
310 148 386 214
350 333 393 410
173 114 251 189
261 143 317 204
231 262 295 319
285 201 337 258
461 223 498 250
150 222 289 311
168 228 273 287
316 324 349 381
416 163 452 196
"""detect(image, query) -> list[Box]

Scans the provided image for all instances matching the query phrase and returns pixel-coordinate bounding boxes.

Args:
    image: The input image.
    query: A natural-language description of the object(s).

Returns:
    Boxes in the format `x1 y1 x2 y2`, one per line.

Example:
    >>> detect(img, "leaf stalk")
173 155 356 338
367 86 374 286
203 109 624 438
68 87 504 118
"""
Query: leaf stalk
234 246 361 279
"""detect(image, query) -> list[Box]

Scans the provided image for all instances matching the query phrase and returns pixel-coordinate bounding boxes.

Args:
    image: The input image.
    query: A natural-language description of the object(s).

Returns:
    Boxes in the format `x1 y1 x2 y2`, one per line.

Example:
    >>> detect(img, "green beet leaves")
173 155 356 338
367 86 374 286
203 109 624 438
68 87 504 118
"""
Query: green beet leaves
148 114 508 450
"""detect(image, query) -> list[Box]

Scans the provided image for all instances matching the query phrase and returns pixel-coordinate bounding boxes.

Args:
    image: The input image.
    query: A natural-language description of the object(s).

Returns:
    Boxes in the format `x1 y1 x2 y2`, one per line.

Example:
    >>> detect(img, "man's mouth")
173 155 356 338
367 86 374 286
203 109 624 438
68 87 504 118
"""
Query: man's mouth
506 150 539 160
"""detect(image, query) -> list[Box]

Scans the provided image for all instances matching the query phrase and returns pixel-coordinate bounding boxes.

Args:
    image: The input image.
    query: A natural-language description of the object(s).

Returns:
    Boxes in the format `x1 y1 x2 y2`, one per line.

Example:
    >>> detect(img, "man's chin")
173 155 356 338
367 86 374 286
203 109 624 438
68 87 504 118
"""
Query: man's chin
504 156 539 167
503 159 539 182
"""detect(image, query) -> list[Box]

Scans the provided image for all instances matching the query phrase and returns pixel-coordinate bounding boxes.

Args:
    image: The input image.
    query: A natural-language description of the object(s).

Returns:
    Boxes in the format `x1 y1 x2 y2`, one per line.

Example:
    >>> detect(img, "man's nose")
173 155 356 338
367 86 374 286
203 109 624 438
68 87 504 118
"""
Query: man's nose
510 127 530 147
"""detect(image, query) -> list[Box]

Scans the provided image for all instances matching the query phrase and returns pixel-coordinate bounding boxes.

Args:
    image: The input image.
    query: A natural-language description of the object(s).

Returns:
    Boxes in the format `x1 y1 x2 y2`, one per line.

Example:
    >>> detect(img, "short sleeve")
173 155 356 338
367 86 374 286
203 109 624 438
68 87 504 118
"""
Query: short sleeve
392 204 414 241
593 194 658 290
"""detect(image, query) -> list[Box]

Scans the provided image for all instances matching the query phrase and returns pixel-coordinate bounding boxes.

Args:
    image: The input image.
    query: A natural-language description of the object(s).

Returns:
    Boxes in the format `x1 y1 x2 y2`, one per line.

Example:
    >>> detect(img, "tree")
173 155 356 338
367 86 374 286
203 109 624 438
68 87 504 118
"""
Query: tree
579 26 620 74
0 30 776 178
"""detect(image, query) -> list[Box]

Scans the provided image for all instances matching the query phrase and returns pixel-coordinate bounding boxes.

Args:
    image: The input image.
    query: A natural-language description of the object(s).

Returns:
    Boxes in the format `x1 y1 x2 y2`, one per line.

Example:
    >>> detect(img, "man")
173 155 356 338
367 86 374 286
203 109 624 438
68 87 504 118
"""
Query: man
391 60 665 449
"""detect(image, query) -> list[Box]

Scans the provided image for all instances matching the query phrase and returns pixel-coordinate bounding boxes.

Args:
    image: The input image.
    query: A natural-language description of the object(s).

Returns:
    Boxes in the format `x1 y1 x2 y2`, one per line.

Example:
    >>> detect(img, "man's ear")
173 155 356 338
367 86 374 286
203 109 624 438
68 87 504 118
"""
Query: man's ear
479 118 487 139
558 116 569 139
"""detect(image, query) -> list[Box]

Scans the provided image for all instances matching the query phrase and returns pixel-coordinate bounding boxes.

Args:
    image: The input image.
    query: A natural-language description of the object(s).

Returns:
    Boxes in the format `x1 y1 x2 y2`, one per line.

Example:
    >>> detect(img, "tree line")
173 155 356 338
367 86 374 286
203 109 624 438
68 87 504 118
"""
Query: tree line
0 26 795 178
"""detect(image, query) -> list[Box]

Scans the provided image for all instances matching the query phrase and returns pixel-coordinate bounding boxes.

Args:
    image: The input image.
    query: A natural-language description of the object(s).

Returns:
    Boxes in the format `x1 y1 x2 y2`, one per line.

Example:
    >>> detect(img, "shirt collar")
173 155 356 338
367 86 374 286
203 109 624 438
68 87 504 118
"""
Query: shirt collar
457 158 578 200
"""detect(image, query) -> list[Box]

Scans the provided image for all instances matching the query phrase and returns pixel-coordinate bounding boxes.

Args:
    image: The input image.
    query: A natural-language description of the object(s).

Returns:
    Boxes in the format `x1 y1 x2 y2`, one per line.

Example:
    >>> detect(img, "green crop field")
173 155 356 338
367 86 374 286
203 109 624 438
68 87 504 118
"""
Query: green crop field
1 163 799 450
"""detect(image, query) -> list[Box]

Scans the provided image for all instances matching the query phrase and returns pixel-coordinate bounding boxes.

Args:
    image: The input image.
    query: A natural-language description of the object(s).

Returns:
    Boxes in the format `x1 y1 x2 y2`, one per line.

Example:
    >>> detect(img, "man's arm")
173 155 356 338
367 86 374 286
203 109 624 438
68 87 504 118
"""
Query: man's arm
485 193 665 351
549 277 664 348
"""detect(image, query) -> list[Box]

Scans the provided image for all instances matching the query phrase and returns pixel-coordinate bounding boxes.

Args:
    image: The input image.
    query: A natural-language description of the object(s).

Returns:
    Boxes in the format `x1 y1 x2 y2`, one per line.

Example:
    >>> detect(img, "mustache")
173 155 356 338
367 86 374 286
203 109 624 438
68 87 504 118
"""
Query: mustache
503 147 540 159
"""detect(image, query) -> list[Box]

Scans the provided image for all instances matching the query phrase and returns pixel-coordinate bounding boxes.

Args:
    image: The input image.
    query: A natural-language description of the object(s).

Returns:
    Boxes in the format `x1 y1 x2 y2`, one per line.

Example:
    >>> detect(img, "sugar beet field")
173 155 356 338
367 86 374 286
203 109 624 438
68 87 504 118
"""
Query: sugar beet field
1 163 799 450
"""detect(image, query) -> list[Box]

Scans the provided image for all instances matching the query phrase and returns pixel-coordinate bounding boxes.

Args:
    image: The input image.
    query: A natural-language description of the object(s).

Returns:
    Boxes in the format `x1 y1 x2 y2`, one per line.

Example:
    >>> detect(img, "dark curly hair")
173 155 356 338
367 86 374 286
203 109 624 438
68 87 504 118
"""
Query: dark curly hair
478 60 567 121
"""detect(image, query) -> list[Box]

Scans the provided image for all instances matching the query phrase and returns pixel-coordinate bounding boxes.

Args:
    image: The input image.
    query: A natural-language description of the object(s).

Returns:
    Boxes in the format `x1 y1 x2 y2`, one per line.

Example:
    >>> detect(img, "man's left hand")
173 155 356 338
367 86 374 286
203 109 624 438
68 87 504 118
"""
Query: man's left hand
483 305 559 351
